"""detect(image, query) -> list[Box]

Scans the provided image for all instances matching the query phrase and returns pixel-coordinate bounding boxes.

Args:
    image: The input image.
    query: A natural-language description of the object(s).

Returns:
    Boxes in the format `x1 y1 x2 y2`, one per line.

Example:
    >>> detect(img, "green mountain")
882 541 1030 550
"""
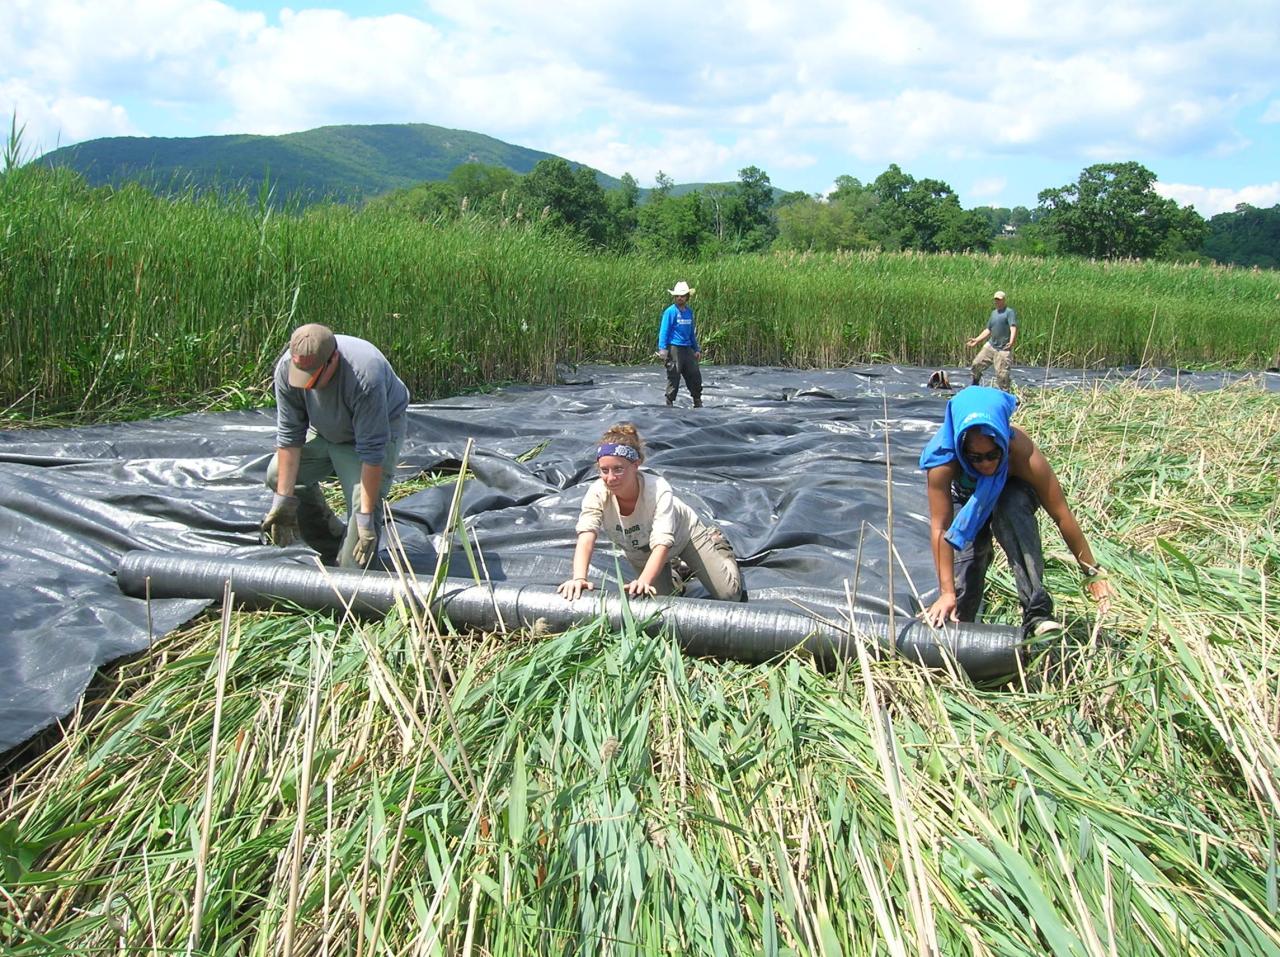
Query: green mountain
37 122 624 203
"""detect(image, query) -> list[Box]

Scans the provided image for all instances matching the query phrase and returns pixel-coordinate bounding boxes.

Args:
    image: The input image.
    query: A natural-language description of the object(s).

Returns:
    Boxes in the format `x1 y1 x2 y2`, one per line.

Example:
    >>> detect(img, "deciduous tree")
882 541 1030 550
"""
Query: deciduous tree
1036 162 1205 260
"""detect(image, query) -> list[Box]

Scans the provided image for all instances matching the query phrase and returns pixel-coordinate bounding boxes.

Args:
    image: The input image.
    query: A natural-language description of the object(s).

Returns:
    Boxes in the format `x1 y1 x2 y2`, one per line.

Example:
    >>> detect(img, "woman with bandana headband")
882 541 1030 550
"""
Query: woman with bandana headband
557 422 745 602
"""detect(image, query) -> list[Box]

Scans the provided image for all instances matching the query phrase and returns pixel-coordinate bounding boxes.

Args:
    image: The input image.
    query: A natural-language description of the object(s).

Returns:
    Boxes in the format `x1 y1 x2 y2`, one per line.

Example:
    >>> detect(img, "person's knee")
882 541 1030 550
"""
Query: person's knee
996 477 1036 505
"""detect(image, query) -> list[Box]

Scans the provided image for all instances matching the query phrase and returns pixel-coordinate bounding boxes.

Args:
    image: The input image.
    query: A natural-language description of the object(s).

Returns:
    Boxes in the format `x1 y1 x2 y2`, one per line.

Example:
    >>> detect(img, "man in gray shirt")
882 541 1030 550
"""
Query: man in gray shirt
967 290 1018 391
260 323 410 568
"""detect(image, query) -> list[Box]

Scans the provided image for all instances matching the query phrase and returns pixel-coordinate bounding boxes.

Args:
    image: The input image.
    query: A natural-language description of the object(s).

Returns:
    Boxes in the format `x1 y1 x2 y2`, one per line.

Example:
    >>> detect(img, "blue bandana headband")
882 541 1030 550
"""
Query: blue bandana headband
597 443 640 462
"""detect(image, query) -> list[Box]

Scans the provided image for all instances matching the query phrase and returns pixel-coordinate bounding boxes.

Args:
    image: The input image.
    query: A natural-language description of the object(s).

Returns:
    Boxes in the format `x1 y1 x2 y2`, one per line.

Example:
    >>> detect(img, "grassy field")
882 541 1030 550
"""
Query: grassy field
2 384 1277 955
3 164 1278 420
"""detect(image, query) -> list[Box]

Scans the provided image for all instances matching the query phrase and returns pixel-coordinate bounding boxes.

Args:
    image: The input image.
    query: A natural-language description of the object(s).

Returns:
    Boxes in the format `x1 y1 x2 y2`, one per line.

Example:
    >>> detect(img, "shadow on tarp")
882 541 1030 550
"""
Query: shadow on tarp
1 362 1274 756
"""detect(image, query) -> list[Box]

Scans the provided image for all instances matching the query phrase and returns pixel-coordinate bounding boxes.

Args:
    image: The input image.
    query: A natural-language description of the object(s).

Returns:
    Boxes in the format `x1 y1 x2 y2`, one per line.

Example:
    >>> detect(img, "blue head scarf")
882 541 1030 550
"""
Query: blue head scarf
918 386 1018 549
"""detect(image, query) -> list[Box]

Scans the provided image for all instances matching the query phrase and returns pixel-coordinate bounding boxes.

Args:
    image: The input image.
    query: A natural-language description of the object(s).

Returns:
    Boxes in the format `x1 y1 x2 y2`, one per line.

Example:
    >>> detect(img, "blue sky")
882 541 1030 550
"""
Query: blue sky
5 0 1279 215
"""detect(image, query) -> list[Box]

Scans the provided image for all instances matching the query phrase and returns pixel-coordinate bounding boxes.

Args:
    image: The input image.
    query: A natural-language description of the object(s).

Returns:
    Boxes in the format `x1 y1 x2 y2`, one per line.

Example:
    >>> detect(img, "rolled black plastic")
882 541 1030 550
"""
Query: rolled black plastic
116 551 1024 680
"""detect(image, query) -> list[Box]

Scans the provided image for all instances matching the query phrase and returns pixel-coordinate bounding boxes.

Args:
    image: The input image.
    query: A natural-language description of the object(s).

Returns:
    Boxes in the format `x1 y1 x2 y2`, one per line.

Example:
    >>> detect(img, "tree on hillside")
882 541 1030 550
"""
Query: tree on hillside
366 180 457 221
1201 203 1280 268
447 163 519 216
1036 162 1206 260
517 158 610 246
363 162 518 222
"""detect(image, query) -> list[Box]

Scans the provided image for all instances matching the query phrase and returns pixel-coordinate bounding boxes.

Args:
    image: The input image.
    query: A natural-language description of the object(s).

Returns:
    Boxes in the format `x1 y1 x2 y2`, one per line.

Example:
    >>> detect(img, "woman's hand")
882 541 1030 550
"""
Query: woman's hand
922 592 959 628
557 577 594 601
624 578 657 598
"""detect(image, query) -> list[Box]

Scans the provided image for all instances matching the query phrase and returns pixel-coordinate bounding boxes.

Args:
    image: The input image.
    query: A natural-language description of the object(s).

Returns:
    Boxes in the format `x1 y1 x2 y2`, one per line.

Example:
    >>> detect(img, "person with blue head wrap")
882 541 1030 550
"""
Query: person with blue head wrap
918 387 1112 638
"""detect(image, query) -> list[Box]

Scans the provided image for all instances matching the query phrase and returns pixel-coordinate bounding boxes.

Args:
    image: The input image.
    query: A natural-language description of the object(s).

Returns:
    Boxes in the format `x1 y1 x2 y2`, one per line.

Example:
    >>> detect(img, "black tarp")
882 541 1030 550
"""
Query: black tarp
2 363 1275 751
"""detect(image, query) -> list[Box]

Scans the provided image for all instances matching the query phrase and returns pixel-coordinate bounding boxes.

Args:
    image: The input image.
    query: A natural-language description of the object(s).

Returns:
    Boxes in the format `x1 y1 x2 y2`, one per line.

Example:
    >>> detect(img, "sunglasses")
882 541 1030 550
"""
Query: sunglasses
301 350 336 389
965 448 1003 465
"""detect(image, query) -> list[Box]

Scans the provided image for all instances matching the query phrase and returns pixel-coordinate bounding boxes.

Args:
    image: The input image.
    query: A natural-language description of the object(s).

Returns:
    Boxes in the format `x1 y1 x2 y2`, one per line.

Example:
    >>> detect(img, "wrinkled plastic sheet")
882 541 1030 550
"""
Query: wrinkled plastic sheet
2 363 1274 752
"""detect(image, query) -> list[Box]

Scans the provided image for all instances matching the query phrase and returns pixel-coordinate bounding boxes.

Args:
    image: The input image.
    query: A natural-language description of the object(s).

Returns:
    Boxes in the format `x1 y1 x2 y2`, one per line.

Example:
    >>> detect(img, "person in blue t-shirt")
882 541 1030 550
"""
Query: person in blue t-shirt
656 280 703 407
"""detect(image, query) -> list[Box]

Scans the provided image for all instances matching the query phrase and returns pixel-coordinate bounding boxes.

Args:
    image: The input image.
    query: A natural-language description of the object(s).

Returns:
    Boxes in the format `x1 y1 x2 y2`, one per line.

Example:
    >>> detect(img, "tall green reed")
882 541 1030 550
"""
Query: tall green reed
3 165 1278 419
2 385 1277 954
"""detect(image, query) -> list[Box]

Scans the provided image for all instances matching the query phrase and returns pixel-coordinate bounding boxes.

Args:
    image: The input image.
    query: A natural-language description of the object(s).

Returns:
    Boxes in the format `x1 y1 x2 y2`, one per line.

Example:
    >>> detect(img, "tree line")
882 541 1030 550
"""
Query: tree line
367 157 1278 268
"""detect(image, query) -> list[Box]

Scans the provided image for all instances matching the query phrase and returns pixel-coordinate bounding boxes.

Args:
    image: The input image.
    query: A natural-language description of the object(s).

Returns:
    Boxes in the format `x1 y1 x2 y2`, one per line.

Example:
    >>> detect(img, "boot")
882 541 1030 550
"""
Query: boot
692 397 703 408
295 484 348 560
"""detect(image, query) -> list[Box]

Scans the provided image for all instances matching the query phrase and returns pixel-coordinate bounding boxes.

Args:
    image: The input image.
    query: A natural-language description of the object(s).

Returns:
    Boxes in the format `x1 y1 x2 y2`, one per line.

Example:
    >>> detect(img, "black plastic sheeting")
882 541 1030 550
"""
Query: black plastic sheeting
116 552 1022 680
2 363 1275 751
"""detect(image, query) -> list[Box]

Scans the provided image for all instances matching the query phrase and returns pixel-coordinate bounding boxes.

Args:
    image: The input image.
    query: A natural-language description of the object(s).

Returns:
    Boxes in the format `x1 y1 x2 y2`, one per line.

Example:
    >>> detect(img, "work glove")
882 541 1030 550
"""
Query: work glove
261 493 300 547
352 512 377 567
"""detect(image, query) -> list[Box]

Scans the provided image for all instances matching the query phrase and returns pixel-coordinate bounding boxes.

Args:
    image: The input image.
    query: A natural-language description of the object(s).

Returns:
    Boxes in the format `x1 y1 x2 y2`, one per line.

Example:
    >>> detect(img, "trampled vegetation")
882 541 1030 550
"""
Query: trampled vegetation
2 163 1278 420
2 386 1277 954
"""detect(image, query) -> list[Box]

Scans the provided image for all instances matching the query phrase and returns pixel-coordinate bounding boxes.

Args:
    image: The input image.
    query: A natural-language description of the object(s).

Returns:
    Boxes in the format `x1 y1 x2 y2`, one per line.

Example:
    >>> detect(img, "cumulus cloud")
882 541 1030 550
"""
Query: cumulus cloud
0 79 137 151
1155 181 1280 217
2 0 1277 194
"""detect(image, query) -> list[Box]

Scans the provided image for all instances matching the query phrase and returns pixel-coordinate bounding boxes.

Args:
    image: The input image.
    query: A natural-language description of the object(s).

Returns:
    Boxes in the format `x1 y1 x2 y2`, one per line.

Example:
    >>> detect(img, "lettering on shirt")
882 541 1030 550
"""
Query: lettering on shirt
614 521 647 551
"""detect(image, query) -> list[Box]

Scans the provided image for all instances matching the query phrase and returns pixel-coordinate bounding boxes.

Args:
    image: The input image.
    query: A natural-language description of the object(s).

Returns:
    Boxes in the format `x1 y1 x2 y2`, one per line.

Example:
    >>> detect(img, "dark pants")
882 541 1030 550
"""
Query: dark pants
953 477 1053 635
664 346 702 404
265 421 405 568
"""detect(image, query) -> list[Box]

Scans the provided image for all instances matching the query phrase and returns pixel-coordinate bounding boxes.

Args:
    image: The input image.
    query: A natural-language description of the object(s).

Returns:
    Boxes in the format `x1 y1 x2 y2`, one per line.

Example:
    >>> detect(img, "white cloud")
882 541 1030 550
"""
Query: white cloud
969 176 1007 201
1156 181 1280 216
0 79 136 151
2 0 1278 191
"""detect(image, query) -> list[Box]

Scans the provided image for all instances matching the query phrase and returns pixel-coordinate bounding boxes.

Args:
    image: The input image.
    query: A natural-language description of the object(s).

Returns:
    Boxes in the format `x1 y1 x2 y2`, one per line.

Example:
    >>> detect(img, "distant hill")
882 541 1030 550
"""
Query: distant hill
37 122 625 204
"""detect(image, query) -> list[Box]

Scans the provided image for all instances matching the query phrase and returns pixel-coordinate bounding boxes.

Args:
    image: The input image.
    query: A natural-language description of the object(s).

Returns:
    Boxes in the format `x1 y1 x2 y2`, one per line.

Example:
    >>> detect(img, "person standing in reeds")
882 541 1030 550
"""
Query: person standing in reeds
967 290 1017 391
918 386 1111 638
260 323 410 569
557 422 745 602
657 281 703 407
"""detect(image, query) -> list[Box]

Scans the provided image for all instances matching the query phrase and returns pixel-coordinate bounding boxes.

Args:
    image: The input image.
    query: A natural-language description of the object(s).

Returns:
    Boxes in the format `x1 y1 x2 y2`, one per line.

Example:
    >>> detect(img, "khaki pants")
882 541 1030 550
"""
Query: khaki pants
970 343 1013 391
628 523 746 601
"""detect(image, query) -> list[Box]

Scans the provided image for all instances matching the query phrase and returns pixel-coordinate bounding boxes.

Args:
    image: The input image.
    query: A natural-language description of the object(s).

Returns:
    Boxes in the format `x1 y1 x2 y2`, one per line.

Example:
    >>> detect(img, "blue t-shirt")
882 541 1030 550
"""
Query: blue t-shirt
658 304 699 351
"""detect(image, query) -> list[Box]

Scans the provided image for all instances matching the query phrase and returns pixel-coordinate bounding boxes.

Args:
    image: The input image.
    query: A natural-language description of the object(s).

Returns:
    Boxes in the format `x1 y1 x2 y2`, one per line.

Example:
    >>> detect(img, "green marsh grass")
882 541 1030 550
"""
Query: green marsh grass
3 164 1279 418
2 384 1277 954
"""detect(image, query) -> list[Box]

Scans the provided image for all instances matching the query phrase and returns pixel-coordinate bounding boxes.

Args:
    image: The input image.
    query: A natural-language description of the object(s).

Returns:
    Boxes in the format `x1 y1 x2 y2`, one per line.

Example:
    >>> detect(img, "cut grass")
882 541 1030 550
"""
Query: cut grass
2 383 1277 954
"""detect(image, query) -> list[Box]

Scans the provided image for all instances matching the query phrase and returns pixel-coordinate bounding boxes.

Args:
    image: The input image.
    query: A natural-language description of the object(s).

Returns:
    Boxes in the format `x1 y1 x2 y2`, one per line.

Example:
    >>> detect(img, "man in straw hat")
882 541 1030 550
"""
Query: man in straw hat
260 323 410 568
657 280 703 407
966 290 1018 391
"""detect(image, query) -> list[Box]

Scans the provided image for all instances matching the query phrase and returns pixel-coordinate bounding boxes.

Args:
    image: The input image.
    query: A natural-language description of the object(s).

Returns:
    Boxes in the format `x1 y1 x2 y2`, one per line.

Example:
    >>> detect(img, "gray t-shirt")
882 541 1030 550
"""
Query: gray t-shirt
274 335 410 464
986 307 1018 349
